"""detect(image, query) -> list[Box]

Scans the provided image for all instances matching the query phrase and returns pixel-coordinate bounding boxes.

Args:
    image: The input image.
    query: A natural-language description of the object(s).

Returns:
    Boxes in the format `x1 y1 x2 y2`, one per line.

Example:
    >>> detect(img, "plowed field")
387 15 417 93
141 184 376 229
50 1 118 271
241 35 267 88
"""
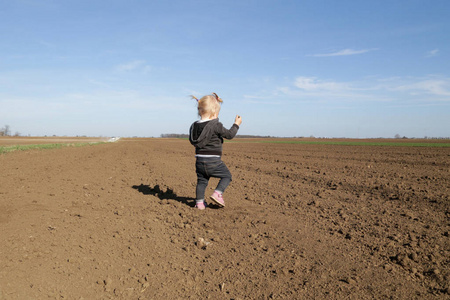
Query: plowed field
1 138 449 299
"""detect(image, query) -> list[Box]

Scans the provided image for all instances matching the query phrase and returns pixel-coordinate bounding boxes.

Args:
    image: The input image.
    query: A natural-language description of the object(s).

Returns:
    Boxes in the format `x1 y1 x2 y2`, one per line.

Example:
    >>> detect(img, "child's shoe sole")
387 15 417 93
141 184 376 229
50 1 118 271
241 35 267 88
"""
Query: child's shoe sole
209 195 225 207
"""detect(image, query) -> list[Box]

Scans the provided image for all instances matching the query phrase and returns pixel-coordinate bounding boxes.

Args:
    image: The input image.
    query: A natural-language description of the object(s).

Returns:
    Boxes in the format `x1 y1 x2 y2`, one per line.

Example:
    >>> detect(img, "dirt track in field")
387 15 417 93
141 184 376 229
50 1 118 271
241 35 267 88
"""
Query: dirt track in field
0 138 449 299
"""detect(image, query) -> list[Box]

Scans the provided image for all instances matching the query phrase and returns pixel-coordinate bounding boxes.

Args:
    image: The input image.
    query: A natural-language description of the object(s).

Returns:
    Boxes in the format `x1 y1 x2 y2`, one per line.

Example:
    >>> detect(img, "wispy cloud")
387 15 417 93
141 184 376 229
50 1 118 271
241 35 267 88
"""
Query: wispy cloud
116 60 150 72
309 48 378 57
275 75 450 103
393 77 450 97
294 77 350 91
426 49 439 57
275 77 373 102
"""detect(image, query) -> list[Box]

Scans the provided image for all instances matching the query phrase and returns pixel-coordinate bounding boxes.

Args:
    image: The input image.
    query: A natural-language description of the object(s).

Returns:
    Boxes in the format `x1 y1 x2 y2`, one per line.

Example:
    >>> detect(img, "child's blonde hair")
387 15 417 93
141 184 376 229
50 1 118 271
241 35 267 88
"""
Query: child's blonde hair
192 93 223 118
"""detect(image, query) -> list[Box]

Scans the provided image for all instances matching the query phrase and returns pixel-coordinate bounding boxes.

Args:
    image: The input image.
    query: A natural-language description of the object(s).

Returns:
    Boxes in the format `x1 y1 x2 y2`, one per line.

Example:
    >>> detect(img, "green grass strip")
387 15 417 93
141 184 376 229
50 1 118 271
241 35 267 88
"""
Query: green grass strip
229 140 450 147
0 142 104 154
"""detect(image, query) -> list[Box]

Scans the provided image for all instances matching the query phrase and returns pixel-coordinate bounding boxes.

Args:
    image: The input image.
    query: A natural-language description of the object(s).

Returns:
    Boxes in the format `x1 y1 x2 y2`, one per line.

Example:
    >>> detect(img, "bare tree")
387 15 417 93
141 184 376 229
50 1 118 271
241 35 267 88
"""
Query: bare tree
1 125 12 136
4 125 10 136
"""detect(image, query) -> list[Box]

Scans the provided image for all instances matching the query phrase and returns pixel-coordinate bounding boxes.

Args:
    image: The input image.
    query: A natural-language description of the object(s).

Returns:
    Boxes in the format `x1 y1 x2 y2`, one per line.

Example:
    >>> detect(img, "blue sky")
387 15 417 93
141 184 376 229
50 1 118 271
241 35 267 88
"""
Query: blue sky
1 0 449 138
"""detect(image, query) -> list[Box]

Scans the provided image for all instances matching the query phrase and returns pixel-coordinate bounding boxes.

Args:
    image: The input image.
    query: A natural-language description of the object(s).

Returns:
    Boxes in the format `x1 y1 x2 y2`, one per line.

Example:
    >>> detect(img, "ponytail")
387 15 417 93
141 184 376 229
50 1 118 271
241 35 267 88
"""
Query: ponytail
212 92 223 103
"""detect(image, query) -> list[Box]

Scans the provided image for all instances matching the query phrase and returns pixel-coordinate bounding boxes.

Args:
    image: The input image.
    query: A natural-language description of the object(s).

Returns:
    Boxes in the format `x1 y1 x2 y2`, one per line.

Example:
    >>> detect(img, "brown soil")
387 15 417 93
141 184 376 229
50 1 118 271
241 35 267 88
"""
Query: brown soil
0 136 105 146
0 138 449 299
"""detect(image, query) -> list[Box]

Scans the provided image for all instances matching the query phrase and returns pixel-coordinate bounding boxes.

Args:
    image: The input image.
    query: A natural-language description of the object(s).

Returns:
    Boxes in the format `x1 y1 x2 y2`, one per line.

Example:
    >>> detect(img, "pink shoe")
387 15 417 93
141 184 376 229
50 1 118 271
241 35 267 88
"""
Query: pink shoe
210 191 225 207
195 201 207 210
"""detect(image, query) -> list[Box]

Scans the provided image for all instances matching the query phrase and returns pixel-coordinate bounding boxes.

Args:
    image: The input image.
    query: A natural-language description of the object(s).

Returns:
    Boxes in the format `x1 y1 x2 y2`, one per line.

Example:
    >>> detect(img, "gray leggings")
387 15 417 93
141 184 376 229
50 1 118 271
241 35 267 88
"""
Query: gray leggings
195 157 232 200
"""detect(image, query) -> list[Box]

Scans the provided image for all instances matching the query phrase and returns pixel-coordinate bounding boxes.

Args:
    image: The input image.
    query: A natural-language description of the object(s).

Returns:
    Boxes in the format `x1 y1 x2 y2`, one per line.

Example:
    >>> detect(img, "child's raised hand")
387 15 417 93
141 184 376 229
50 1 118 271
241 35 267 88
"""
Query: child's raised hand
234 115 242 126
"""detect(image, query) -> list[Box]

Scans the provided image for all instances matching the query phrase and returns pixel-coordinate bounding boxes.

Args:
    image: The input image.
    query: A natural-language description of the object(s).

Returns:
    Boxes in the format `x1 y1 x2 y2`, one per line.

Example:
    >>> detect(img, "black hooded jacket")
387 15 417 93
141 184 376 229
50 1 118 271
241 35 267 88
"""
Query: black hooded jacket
189 118 239 156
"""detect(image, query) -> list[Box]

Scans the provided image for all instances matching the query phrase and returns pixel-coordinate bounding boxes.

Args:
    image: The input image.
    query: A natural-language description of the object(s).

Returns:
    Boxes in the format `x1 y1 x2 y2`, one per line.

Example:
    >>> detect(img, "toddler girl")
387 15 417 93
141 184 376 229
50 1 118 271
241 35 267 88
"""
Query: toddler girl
189 93 242 210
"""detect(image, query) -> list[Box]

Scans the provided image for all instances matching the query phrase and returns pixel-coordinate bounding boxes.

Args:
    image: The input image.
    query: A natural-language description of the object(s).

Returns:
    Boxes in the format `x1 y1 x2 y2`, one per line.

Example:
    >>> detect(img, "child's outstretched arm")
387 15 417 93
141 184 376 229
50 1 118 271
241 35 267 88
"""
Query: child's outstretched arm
217 116 241 140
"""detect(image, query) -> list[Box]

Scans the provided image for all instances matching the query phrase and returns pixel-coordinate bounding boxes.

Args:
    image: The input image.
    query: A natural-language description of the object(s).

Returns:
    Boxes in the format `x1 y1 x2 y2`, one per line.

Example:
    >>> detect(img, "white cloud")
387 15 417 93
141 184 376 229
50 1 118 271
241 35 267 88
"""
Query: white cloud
277 75 450 103
393 77 450 97
116 60 148 72
309 48 378 57
426 49 439 57
294 77 349 91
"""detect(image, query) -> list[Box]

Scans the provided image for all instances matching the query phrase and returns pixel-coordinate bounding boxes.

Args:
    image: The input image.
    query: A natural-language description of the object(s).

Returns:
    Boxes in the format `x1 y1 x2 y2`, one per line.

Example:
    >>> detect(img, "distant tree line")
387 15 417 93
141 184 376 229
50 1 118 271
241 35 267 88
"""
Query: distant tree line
160 133 278 139
235 135 275 138
160 132 450 139
160 133 189 138
0 125 20 137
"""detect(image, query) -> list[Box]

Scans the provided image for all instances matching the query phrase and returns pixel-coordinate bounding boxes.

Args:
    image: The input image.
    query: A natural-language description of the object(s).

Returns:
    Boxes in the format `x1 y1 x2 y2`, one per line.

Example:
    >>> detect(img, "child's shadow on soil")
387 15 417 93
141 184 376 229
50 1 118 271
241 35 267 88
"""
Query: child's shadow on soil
132 184 222 209
132 184 192 206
